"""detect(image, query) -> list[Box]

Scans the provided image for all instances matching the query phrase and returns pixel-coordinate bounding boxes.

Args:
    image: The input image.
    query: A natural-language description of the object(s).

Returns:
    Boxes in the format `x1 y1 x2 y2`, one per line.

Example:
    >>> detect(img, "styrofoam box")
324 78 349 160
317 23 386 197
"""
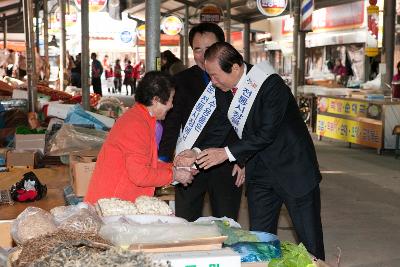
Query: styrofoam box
149 248 241 267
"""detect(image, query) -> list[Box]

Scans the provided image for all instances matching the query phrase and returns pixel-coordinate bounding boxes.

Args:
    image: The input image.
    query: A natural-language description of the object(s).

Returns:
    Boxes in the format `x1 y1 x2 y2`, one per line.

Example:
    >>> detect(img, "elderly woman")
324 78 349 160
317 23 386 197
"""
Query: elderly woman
85 71 194 204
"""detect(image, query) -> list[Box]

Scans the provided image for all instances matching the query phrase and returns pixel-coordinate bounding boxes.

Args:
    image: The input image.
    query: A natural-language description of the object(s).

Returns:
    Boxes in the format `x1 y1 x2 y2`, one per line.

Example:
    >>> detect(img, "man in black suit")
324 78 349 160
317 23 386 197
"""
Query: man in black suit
159 23 244 222
195 42 325 260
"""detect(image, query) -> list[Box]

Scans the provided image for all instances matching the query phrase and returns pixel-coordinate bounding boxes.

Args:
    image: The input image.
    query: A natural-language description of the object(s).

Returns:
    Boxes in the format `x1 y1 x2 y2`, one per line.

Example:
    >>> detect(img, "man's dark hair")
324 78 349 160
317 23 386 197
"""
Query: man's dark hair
91 52 97 58
204 42 243 73
135 71 175 106
189 22 225 48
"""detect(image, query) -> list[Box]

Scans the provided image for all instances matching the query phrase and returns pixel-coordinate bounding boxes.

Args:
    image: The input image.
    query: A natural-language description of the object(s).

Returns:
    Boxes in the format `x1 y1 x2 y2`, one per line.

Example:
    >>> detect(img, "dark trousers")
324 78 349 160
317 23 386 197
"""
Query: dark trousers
92 77 102 96
114 77 122 93
175 161 242 222
247 179 325 260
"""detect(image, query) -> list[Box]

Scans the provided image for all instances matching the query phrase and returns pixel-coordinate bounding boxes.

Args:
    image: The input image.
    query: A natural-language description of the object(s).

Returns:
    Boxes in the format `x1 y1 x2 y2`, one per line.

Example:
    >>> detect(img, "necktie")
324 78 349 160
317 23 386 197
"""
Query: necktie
232 87 238 95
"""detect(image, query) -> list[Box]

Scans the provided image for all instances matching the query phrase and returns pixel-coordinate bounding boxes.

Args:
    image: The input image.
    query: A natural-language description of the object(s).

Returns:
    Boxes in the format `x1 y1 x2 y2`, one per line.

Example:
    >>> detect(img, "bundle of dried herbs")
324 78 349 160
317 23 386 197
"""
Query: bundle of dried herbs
15 229 111 267
30 240 169 267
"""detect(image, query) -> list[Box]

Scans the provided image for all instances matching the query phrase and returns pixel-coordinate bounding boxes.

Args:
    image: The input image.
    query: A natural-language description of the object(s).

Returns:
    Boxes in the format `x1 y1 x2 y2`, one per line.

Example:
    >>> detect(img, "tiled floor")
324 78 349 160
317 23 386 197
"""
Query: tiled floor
203 136 400 267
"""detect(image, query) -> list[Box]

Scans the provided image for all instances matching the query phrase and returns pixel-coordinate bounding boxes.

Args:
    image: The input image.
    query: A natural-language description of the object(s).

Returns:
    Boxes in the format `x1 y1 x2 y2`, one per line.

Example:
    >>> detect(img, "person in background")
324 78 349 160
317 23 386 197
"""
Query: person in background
192 42 325 260
132 60 142 93
91 52 103 96
123 60 134 95
158 23 244 222
2 49 15 77
103 55 113 93
71 53 82 88
17 53 27 80
113 59 122 94
66 51 75 86
84 71 195 204
332 58 348 86
161 50 186 75
392 61 400 81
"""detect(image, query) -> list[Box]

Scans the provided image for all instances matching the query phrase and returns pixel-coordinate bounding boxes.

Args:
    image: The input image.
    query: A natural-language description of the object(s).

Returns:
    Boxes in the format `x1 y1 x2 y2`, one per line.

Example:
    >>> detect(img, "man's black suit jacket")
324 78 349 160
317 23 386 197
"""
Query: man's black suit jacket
159 65 237 161
225 66 322 197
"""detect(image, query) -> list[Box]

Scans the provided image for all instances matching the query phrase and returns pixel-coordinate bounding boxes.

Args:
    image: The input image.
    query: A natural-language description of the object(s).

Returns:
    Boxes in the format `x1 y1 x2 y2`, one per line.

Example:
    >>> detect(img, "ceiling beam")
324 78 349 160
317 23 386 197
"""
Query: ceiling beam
0 2 21 13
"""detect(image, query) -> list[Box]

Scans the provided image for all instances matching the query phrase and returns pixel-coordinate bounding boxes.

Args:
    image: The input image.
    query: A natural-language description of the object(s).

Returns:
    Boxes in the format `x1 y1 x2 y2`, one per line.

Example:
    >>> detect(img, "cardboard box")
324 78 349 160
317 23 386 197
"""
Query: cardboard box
69 149 99 197
15 134 46 154
149 248 241 267
6 150 38 169
0 220 13 248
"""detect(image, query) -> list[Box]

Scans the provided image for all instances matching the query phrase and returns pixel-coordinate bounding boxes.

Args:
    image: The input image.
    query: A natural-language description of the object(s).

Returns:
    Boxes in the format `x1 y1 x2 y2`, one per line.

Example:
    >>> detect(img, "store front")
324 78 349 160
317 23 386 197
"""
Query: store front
267 0 383 86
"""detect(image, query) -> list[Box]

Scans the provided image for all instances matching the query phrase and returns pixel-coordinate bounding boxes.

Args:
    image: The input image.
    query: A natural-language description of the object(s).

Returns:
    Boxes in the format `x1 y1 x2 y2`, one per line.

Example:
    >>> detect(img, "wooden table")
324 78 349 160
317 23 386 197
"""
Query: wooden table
0 166 69 220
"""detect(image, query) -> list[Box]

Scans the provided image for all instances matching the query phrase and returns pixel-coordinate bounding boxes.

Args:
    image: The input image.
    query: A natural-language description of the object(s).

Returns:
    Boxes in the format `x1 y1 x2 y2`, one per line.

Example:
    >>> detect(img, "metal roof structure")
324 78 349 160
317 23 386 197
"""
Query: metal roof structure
0 0 366 34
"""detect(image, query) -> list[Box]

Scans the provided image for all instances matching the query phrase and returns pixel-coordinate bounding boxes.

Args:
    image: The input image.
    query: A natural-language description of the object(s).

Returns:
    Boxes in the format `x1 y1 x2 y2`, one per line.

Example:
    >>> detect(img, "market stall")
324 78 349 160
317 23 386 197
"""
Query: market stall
316 96 400 153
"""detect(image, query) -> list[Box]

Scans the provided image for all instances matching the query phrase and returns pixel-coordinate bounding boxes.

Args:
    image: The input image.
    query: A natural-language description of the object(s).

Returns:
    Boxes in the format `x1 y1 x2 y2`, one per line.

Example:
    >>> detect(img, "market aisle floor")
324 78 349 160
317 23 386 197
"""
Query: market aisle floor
203 135 400 267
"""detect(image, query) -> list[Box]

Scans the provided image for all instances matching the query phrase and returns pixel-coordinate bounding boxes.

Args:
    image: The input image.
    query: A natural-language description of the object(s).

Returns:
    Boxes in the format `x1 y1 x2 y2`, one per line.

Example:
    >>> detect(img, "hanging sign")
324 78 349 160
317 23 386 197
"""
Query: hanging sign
136 24 146 41
120 31 133 43
366 0 379 57
161 15 184 36
74 0 107 12
49 5 78 34
257 0 288 17
200 4 224 23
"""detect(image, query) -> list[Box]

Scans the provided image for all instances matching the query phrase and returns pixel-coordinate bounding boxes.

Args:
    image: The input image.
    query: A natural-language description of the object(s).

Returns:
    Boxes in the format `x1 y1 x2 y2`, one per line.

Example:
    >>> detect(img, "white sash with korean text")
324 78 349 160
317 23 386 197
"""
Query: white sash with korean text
175 82 216 154
228 61 276 139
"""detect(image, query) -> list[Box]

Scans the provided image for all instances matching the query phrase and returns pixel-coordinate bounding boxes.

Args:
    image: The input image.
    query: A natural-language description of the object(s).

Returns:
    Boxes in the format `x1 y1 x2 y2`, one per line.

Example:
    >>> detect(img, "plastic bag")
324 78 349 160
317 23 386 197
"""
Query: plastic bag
0 247 9 266
229 241 282 262
96 97 124 118
46 124 107 156
65 104 108 130
195 216 242 228
99 222 220 247
11 207 57 245
50 203 103 234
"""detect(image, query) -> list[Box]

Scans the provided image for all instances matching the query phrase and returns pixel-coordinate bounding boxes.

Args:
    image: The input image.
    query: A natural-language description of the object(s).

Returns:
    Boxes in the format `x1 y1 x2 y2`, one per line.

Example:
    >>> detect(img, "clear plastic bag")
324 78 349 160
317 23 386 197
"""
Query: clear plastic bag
0 247 9 267
96 97 125 118
50 203 103 234
99 222 220 247
46 124 107 156
11 207 57 245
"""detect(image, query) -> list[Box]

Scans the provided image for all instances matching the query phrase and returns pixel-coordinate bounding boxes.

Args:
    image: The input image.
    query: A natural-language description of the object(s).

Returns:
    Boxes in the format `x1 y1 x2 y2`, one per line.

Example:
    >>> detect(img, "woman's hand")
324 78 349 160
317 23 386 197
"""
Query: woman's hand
173 167 194 186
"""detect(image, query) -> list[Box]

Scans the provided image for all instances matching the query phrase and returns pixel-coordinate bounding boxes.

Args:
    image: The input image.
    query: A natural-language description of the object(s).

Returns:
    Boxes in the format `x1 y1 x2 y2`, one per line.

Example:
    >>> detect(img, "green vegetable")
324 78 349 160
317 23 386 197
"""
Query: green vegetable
214 220 259 245
16 126 46 134
268 242 313 267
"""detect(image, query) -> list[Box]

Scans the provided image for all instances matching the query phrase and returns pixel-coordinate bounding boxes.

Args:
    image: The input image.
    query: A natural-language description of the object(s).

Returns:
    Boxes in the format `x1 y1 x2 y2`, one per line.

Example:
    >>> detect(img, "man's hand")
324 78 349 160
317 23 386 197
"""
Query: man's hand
173 167 194 186
174 149 197 167
196 148 228 170
232 164 245 187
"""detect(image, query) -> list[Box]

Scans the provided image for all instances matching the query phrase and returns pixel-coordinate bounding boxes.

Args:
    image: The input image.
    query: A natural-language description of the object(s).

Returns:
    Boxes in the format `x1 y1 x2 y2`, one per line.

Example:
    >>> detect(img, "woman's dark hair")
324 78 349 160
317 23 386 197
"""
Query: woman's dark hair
397 61 400 69
161 50 180 64
161 50 181 72
189 22 225 48
204 42 243 73
135 71 175 106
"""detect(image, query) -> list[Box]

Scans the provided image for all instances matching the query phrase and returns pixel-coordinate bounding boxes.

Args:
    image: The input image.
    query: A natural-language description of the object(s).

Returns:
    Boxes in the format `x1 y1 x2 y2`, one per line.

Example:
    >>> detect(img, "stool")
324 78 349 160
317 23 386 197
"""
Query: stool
393 125 400 159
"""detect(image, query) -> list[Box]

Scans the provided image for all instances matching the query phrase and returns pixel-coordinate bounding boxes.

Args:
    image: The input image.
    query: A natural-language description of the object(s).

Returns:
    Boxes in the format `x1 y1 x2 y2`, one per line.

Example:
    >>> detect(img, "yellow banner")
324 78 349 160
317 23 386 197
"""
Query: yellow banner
319 97 369 118
316 114 382 148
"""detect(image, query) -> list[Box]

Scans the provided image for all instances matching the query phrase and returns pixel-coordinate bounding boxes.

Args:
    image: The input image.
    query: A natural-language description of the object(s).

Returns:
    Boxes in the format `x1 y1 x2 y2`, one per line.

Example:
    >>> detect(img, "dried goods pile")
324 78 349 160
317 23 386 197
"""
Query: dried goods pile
98 196 173 216
15 230 112 267
11 207 58 245
28 241 169 267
